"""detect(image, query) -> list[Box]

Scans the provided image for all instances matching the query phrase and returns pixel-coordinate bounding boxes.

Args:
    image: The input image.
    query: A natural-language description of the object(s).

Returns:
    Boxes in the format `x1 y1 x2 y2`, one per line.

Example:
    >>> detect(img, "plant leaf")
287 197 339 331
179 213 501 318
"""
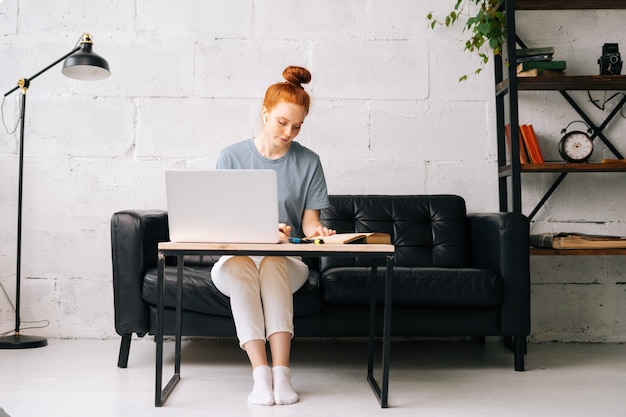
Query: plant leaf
426 0 506 81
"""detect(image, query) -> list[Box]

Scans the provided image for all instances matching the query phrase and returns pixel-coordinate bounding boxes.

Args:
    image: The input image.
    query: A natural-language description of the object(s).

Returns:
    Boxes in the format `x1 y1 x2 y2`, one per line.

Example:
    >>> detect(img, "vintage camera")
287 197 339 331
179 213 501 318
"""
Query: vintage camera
598 43 623 75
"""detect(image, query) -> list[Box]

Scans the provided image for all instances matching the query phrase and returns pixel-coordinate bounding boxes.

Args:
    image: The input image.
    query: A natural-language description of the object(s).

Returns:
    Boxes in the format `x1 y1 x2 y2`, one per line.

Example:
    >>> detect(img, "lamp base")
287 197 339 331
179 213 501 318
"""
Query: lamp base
0 334 48 349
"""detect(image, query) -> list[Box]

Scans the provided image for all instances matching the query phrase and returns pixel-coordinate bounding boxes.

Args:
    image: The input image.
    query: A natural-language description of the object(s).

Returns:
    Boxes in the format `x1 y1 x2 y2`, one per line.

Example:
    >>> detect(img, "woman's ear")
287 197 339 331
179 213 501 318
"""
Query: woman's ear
261 106 268 124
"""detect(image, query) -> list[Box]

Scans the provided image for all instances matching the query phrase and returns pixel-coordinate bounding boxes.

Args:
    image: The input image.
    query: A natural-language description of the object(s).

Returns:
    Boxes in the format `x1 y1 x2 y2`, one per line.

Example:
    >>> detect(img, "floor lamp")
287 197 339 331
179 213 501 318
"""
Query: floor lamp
0 33 110 349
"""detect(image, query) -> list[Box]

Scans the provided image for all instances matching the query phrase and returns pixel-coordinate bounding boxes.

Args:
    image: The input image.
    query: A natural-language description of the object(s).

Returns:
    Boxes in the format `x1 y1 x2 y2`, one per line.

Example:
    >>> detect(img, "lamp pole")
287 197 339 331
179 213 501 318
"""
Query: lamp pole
0 33 110 349
11 80 43 348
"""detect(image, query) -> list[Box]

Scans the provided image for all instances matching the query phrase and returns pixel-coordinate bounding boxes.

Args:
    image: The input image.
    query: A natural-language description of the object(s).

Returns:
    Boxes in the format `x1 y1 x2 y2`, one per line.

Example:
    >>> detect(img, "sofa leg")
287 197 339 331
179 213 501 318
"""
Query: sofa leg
514 335 526 372
118 334 132 368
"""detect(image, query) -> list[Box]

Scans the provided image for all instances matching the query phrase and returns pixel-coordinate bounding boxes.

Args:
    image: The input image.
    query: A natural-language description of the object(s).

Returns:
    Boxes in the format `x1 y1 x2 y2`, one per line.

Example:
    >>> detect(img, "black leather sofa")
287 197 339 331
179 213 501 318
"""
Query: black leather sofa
111 195 530 371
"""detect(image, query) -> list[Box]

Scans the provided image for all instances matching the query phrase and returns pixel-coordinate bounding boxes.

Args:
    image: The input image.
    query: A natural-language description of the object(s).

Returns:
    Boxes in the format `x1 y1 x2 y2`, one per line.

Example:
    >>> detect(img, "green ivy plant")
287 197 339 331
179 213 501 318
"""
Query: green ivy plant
427 0 506 81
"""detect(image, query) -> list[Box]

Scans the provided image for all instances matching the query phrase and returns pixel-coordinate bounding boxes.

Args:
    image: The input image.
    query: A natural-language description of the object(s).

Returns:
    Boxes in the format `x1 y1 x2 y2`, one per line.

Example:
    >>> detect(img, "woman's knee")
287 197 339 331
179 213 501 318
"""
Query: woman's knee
224 256 256 271
259 256 288 272
222 256 259 284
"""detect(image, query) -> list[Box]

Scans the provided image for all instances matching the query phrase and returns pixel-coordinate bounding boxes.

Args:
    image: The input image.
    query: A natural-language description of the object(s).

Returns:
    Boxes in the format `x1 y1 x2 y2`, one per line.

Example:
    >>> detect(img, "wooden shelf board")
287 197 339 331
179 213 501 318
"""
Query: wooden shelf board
516 0 626 10
531 247 626 256
517 75 626 91
499 163 626 174
521 162 626 172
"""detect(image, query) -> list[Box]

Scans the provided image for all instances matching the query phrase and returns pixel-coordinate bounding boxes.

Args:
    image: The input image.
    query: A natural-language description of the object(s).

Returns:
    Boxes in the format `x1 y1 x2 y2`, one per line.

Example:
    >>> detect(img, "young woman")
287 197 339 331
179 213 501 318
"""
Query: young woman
212 66 335 406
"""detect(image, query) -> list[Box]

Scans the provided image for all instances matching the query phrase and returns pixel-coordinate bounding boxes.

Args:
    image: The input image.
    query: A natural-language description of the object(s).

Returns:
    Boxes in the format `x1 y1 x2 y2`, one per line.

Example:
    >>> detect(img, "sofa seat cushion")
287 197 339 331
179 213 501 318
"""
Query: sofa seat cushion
322 267 502 308
142 266 323 318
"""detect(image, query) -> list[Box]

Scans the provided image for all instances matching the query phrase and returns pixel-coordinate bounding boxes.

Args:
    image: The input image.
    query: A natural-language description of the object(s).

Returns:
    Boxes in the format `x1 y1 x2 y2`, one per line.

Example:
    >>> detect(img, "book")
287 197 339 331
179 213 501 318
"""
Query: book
516 47 555 58
526 125 544 164
505 123 530 164
517 68 565 78
516 54 554 63
519 125 534 162
319 232 391 245
530 233 626 249
517 60 566 72
520 124 544 164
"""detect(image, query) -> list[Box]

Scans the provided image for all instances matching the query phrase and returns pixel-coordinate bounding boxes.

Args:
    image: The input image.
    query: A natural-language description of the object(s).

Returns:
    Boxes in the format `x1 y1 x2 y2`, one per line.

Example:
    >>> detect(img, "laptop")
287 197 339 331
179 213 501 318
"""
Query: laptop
165 169 280 243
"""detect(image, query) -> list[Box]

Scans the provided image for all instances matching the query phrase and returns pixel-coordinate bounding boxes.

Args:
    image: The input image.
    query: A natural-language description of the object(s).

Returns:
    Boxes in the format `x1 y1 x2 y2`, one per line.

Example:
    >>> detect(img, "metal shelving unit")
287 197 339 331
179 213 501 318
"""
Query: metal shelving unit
495 0 626 255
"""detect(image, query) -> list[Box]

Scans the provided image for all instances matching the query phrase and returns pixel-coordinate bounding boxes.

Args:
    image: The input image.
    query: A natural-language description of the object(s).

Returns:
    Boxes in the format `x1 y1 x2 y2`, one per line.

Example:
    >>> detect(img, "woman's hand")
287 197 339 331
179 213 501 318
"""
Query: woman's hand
308 225 336 238
301 209 336 238
278 223 292 242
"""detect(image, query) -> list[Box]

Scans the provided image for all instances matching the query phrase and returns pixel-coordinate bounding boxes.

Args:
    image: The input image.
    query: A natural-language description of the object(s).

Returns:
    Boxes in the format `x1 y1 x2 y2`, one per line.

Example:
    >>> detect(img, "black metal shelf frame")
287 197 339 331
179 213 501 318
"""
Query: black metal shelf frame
496 0 626 220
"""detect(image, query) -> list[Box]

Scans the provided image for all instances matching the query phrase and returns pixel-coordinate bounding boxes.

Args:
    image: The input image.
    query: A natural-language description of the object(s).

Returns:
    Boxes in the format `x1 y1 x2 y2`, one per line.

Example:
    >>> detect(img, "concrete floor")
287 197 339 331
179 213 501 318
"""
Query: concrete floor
0 337 625 417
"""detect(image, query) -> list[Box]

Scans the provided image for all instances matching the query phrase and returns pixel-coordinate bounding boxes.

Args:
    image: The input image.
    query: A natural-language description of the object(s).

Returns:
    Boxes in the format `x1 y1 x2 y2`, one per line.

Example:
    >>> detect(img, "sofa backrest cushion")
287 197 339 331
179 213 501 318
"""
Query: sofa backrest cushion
320 195 471 269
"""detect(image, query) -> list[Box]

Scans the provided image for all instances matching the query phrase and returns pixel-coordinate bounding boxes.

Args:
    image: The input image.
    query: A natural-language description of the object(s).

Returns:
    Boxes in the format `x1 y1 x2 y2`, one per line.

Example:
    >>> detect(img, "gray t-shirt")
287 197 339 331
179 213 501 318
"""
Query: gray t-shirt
216 139 330 237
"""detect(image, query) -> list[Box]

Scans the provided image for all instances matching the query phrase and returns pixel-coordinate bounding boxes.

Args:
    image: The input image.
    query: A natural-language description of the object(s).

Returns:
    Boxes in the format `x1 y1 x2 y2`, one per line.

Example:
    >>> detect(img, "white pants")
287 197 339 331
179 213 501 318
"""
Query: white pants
211 255 309 347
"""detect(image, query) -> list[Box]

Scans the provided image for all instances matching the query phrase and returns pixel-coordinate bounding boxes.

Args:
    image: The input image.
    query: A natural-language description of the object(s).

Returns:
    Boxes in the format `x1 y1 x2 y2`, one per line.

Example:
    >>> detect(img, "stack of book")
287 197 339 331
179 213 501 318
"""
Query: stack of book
530 233 626 249
516 47 566 77
505 123 544 164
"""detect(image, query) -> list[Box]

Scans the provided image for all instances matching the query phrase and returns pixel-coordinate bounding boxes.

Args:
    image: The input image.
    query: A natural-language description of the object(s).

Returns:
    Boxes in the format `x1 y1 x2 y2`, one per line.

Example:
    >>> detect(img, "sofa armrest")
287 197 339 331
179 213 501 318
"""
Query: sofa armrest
467 212 530 336
111 210 169 337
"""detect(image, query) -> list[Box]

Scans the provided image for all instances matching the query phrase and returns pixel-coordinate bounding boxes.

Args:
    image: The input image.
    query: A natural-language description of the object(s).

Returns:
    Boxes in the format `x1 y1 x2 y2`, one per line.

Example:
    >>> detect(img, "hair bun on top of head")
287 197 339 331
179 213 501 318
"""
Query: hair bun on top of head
263 66 312 113
283 66 311 89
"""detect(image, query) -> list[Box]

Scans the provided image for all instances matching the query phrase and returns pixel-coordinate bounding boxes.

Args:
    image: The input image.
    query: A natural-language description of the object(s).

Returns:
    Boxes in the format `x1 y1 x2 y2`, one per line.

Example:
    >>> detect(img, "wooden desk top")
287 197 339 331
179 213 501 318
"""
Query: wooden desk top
158 241 395 255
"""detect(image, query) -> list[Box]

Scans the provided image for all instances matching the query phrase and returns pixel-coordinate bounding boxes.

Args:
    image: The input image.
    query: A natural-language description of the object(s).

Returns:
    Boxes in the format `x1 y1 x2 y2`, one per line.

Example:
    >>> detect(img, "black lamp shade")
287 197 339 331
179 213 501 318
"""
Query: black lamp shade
62 43 111 81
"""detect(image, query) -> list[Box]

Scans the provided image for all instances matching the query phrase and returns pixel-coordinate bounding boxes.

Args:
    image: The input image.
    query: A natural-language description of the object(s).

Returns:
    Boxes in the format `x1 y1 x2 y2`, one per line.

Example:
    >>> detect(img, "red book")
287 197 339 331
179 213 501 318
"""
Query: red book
520 124 544 164
505 123 530 164
526 124 544 164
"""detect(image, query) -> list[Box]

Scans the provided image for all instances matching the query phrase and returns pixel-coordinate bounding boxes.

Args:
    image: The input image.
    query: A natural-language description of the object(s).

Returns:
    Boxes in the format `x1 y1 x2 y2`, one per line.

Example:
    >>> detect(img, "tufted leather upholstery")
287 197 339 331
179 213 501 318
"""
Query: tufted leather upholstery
321 195 471 268
111 195 530 370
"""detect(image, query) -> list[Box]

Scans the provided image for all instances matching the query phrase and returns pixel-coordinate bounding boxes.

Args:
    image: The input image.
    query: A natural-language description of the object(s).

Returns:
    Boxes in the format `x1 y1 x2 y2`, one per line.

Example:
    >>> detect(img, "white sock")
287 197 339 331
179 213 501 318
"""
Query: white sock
248 365 274 406
272 366 298 405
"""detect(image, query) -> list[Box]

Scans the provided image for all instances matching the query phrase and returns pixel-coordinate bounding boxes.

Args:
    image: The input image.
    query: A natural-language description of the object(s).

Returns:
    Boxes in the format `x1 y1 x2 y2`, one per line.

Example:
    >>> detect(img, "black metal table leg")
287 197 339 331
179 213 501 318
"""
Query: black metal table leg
155 254 182 407
367 255 394 408
381 255 394 404
174 256 184 375
155 253 165 406
367 260 377 384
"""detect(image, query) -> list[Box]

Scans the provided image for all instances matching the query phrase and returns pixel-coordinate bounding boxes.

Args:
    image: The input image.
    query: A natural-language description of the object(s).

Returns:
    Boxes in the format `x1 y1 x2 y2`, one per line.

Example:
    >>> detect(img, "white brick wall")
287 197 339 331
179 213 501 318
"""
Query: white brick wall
0 0 625 342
